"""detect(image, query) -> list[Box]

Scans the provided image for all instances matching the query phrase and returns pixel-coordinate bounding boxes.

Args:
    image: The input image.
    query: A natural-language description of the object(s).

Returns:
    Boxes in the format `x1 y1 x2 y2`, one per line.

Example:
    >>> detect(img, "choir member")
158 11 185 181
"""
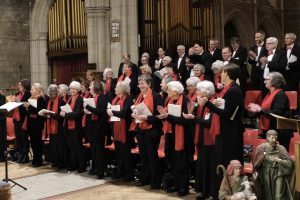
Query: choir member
103 67 117 99
58 84 70 104
211 60 224 92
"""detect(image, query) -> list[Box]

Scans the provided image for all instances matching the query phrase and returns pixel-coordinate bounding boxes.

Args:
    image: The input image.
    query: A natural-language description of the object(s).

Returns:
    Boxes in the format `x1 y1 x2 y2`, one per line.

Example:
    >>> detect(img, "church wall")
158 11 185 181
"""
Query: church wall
0 0 30 88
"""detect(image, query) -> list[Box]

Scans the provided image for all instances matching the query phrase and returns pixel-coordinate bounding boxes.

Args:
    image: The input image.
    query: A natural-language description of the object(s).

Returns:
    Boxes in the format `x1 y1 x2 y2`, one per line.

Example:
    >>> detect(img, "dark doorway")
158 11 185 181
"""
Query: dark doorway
224 21 239 46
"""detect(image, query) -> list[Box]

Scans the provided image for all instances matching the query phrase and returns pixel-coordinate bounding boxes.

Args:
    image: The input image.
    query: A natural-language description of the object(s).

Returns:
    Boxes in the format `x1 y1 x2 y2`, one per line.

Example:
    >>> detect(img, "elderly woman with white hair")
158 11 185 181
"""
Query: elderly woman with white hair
103 67 117 98
43 84 66 169
107 81 134 181
183 80 219 199
186 76 200 102
211 60 224 91
157 81 190 196
23 83 46 167
193 64 207 81
60 81 86 173
129 75 163 189
58 84 70 103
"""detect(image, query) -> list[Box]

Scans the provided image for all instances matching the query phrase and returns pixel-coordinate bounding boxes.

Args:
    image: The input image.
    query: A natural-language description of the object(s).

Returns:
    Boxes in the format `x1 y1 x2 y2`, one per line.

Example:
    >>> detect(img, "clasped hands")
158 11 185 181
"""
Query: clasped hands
247 103 261 113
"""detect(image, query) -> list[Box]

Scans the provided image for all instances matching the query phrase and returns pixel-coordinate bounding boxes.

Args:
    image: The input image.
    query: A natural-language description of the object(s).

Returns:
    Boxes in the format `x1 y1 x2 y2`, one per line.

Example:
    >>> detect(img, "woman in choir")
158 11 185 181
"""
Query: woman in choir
103 67 117 99
84 81 108 179
80 81 91 143
107 81 134 181
165 64 179 81
60 81 86 172
183 80 219 199
130 75 163 189
58 84 70 103
186 77 200 103
13 79 31 163
23 83 46 167
247 72 291 150
44 84 65 168
157 81 190 196
211 60 224 92
193 64 208 81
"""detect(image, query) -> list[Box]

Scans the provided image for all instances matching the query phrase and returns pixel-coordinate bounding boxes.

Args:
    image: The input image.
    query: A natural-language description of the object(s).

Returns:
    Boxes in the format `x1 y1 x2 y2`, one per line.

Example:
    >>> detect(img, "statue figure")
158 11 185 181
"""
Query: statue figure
253 129 295 200
218 160 249 200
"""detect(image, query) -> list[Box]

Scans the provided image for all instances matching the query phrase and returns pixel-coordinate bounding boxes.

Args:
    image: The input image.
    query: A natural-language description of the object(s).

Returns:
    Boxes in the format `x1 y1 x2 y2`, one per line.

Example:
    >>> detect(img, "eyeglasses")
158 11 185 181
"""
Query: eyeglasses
141 60 147 62
266 43 274 44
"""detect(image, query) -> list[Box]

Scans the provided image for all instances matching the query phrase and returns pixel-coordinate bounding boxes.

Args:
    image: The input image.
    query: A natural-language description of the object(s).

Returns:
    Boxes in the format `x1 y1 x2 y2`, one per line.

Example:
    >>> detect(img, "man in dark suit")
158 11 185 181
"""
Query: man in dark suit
175 45 188 85
283 33 300 91
118 53 138 77
248 31 268 90
191 42 213 80
209 38 222 62
230 37 249 96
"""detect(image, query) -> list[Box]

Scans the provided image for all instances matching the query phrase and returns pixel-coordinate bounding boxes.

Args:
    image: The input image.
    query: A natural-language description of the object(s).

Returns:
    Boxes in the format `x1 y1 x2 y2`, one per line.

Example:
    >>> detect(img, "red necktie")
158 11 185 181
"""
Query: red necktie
268 51 273 56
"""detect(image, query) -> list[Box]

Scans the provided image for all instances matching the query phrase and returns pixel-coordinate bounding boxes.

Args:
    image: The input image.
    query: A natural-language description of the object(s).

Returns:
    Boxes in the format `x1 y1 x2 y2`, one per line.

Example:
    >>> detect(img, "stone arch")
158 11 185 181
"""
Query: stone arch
258 15 283 45
223 9 254 48
30 0 55 87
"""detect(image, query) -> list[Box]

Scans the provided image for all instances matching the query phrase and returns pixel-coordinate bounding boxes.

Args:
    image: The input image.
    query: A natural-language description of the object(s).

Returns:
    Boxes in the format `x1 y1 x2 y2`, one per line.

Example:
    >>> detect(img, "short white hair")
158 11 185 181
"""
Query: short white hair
267 37 278 46
69 81 81 91
177 45 185 50
211 60 224 72
285 33 297 40
142 52 150 59
167 81 184 94
194 63 205 73
58 84 69 94
116 81 131 94
103 68 113 81
47 84 58 95
196 80 215 97
186 77 200 87
164 56 172 63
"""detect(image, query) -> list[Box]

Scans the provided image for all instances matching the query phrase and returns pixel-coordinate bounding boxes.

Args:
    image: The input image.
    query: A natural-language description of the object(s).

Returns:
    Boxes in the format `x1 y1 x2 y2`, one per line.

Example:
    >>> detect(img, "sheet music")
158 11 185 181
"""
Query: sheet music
60 104 72 113
153 67 167 79
28 99 37 108
0 102 24 113
110 105 121 122
38 109 55 116
83 98 96 108
167 104 181 117
135 102 152 123
123 77 131 85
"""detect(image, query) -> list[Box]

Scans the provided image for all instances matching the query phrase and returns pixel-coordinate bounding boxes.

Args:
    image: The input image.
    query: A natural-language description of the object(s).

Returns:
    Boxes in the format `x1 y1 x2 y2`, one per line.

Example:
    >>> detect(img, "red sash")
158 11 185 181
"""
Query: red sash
47 97 59 135
106 79 111 93
199 74 205 81
13 92 24 121
172 74 178 81
174 95 185 151
187 92 197 103
91 94 100 121
118 71 132 83
66 95 78 130
214 74 221 87
162 97 172 134
112 95 127 143
259 89 282 132
129 89 154 131
81 92 91 127
22 96 39 131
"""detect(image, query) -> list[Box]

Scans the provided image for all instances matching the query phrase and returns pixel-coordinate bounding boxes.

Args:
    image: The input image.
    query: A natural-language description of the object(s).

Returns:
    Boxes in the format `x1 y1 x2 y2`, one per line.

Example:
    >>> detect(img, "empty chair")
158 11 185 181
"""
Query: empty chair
6 118 15 141
285 91 298 110
244 90 262 109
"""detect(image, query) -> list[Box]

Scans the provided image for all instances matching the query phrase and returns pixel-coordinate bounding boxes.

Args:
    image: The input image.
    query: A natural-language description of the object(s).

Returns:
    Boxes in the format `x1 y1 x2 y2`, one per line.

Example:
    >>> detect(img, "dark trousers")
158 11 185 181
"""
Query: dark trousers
0 120 6 159
164 132 175 171
91 121 106 176
136 129 161 187
115 140 133 177
28 127 43 165
173 150 189 191
65 129 86 170
14 121 29 158
49 133 65 168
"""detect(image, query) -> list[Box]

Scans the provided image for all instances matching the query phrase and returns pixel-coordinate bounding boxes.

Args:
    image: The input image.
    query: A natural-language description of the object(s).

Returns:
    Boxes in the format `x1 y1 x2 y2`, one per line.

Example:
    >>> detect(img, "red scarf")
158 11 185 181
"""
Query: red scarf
214 74 221 87
174 95 185 151
162 97 172 134
118 71 132 83
22 96 39 131
199 74 205 81
217 81 234 98
13 92 24 121
81 92 91 127
129 89 154 131
112 95 127 143
259 89 282 132
194 104 203 145
47 97 59 135
106 79 111 93
66 95 78 130
172 74 178 81
187 92 197 103
91 94 100 121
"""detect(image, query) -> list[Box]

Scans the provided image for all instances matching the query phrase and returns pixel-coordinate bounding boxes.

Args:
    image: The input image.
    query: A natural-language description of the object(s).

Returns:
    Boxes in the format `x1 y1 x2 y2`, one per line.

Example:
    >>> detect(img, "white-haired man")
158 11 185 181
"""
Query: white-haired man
175 45 188 85
283 33 300 91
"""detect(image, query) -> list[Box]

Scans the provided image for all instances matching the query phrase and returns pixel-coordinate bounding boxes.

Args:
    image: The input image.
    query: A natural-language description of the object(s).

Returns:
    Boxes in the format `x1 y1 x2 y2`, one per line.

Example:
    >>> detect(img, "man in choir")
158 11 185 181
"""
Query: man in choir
248 31 268 91
107 81 134 181
175 45 188 85
157 81 190 196
130 75 163 190
154 47 166 71
283 33 300 91
118 53 138 77
23 83 46 167
13 79 31 163
192 43 213 80
230 37 249 96
209 38 222 62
